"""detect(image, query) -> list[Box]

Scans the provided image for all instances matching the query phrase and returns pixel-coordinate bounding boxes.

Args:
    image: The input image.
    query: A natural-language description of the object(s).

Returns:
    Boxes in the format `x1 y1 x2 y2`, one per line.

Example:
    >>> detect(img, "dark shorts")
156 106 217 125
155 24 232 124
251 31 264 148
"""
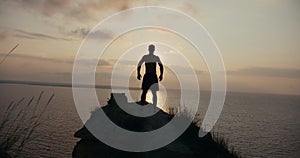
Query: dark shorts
142 73 159 91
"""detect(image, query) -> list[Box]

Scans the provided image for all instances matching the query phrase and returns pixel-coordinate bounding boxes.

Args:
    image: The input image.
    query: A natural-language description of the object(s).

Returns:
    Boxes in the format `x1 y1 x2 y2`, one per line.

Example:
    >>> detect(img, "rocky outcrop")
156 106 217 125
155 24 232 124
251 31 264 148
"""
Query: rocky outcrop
72 93 239 158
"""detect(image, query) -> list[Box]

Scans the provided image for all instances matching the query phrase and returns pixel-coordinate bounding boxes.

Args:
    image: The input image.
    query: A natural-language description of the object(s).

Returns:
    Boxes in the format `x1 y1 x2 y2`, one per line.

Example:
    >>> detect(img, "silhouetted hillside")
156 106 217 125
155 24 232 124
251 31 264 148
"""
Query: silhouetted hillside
72 93 240 158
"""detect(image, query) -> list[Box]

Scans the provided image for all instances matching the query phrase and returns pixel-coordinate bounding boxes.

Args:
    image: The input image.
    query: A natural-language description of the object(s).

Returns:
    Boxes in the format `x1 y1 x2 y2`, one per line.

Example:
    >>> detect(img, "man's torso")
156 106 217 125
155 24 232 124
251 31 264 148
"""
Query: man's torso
143 54 159 74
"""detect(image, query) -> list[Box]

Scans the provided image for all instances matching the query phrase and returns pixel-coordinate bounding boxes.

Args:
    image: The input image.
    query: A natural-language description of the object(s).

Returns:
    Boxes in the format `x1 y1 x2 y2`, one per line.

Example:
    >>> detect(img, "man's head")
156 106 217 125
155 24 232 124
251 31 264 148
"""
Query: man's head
148 44 155 54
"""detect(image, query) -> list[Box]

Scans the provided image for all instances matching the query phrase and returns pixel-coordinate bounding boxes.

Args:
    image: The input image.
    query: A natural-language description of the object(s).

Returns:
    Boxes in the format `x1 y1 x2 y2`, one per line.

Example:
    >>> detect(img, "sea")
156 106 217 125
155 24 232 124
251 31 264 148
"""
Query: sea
0 84 299 158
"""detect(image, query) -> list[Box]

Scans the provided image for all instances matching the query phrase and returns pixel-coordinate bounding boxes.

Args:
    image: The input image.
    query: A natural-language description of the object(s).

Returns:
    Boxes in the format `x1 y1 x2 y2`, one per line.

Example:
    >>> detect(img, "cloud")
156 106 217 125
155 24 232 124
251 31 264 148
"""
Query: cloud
89 29 114 40
165 65 205 75
67 27 89 38
13 29 71 41
67 27 114 40
1 0 201 41
79 0 132 12
0 53 72 64
0 26 113 41
228 67 300 79
0 31 9 41
0 28 71 41
77 58 112 67
3 0 73 17
0 53 112 67
180 2 201 17
3 0 135 22
109 59 137 66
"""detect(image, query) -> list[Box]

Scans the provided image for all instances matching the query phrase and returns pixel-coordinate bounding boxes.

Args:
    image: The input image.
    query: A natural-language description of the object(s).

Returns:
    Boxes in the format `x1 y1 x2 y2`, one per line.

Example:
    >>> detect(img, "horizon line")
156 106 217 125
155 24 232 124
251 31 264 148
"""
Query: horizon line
0 79 298 96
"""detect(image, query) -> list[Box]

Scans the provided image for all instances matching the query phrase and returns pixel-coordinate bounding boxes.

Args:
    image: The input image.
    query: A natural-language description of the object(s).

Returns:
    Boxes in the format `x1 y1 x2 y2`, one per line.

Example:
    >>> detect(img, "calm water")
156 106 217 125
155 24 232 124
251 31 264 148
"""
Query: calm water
0 84 299 158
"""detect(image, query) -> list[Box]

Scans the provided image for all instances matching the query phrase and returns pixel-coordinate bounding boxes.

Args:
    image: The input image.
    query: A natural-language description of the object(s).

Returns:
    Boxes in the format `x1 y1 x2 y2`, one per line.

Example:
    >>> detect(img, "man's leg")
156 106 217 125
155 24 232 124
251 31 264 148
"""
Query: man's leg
141 89 148 104
151 90 157 106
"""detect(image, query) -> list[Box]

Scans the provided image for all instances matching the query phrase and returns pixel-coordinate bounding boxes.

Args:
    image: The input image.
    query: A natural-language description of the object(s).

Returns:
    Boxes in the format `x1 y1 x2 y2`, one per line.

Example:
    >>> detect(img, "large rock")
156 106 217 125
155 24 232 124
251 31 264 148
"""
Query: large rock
72 93 239 158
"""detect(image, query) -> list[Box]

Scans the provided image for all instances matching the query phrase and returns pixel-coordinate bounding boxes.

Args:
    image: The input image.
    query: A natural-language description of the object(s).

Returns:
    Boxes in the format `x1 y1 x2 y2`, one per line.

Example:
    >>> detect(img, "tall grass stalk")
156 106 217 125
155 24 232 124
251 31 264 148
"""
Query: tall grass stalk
167 105 241 157
212 132 242 158
0 43 19 65
0 91 54 158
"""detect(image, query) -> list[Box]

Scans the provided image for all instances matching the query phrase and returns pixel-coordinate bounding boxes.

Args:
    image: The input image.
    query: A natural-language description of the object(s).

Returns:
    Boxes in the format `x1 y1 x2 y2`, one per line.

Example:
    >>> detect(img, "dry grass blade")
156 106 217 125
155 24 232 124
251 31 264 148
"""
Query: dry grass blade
212 132 242 158
46 93 54 105
0 91 55 158
5 101 14 112
0 43 19 65
0 97 25 133
36 91 44 105
32 91 44 116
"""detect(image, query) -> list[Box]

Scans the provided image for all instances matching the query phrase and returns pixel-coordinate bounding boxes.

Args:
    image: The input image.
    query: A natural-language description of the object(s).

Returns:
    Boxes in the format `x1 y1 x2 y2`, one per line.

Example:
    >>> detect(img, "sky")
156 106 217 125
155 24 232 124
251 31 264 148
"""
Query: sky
0 0 299 95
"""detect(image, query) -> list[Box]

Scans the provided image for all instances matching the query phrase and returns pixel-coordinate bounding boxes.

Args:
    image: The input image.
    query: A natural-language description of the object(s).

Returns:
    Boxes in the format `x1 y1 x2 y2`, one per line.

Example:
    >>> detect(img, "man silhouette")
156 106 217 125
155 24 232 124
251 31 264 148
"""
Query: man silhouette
137 44 164 106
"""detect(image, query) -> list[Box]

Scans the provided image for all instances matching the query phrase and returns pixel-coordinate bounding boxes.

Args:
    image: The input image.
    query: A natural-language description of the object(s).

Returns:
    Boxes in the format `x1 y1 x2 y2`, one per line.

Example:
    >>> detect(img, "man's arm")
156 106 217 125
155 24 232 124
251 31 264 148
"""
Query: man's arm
157 57 164 81
137 56 144 80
